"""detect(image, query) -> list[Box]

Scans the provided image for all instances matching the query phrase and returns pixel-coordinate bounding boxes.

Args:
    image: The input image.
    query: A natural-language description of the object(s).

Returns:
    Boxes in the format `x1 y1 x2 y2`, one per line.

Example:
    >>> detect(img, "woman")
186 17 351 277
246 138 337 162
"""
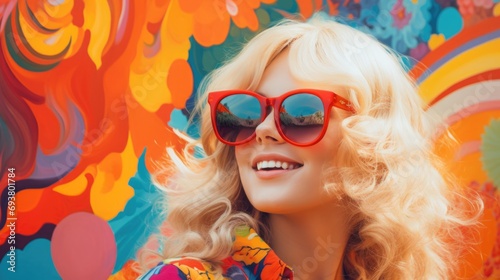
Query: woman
138 14 481 279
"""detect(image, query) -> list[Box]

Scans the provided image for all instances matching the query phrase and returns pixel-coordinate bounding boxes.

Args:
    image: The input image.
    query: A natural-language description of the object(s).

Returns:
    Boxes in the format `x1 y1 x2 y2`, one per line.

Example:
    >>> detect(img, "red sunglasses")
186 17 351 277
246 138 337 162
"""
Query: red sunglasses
208 89 356 147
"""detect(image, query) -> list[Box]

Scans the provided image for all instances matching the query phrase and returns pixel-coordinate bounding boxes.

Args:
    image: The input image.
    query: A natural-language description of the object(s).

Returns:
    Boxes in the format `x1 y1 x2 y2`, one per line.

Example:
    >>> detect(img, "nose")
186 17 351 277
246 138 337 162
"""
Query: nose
255 108 285 145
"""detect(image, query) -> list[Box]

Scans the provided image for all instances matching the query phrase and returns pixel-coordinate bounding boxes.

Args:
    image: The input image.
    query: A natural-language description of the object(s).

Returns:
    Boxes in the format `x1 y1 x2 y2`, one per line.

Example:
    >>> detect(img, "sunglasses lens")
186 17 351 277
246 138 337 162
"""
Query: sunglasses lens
280 93 325 144
215 94 262 143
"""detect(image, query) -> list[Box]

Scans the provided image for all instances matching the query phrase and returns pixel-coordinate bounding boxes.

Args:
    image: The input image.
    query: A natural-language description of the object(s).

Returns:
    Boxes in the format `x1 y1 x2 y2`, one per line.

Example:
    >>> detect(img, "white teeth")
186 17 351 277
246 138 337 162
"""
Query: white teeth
255 160 301 171
281 162 288 169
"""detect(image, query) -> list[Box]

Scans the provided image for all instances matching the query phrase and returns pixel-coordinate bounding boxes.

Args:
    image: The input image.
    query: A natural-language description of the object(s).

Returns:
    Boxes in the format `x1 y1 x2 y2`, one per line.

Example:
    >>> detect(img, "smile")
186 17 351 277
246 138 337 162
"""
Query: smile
254 160 303 171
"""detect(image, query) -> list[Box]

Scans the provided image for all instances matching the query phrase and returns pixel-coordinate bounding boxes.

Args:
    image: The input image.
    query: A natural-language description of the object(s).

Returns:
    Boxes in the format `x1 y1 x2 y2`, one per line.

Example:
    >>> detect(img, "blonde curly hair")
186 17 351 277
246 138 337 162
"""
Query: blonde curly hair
139 14 482 279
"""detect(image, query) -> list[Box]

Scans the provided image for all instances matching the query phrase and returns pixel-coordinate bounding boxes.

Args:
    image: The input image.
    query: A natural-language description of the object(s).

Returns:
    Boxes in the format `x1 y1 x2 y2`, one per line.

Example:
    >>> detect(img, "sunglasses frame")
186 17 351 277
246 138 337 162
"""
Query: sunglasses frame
208 89 356 147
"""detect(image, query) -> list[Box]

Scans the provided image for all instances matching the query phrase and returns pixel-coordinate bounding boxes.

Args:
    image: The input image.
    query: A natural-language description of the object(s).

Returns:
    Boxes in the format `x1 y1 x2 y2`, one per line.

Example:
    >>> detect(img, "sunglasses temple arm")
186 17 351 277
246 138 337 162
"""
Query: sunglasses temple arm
334 97 356 113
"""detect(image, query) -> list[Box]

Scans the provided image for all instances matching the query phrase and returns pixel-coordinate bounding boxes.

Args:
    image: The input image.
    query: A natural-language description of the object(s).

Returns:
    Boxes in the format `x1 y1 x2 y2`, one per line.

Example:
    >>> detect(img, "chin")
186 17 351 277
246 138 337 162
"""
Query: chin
250 200 306 215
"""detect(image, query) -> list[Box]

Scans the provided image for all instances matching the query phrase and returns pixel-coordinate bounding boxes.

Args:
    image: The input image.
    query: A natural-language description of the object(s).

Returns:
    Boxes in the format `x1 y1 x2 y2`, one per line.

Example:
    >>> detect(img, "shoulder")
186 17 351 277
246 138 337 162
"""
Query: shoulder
138 257 220 280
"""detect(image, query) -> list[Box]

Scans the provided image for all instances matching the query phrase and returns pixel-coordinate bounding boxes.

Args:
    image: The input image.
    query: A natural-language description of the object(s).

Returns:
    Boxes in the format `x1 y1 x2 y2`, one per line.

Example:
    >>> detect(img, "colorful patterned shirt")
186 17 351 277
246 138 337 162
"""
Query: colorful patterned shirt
139 226 294 279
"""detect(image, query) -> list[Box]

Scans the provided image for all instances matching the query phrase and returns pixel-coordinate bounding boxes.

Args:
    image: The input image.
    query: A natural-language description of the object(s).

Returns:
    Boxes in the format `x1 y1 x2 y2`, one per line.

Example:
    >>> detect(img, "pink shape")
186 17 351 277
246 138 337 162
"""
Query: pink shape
446 100 500 127
51 212 117 280
226 0 238 16
455 140 482 161
391 0 412 29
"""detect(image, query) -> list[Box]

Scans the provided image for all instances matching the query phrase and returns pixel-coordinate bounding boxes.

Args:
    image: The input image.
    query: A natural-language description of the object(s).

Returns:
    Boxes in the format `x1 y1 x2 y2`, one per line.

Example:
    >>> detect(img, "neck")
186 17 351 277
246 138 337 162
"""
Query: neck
268 202 350 280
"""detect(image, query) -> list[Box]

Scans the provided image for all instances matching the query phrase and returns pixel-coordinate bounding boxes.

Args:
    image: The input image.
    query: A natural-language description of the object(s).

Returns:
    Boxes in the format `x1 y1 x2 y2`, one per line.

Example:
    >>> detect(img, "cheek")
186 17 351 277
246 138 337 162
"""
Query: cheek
234 146 248 167
302 148 335 180
235 146 254 181
306 123 342 170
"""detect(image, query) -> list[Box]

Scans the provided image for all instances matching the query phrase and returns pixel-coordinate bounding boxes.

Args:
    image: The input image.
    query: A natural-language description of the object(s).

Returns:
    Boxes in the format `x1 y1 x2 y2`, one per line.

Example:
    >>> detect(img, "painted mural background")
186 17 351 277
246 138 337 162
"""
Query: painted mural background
0 0 499 279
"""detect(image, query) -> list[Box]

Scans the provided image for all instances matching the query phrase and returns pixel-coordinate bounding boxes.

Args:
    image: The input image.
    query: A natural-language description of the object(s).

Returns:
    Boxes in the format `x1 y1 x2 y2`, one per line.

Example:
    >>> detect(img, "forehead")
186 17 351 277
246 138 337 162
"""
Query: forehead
256 49 346 98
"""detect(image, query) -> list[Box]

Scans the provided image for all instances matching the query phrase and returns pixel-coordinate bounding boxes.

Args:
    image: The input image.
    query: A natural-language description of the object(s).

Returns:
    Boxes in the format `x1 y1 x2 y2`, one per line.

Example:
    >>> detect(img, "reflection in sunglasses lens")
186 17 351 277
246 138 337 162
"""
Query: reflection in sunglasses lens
216 94 261 143
280 94 324 143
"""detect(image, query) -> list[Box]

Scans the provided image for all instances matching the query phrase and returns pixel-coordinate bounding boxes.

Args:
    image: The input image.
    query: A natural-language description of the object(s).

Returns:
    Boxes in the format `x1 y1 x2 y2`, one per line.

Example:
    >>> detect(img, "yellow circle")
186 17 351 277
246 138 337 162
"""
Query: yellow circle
494 3 500 17
428 33 446 50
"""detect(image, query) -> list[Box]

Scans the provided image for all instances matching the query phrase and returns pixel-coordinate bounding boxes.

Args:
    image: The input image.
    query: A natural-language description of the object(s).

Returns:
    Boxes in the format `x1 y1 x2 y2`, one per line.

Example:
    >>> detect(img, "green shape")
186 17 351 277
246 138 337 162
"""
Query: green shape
481 119 500 189
256 8 271 28
234 225 250 237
